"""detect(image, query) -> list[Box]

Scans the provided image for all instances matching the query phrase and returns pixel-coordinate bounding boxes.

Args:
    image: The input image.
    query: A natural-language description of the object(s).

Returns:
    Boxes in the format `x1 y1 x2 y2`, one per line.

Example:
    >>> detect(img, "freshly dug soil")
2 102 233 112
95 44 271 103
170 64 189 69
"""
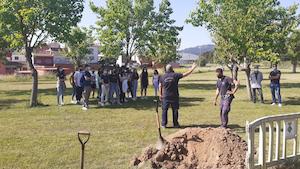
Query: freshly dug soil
132 127 247 169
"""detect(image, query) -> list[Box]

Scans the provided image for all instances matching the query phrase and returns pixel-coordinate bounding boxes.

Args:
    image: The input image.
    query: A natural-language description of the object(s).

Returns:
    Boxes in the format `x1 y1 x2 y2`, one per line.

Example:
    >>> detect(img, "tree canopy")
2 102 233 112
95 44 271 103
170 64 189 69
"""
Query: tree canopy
0 0 84 106
63 27 94 67
287 29 300 73
146 0 183 65
91 0 182 65
91 0 155 62
187 0 299 65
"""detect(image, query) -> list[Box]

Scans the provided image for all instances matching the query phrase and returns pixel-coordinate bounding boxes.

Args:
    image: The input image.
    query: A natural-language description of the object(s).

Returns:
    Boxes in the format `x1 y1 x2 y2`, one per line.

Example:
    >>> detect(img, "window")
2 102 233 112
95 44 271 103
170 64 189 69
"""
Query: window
15 56 19 60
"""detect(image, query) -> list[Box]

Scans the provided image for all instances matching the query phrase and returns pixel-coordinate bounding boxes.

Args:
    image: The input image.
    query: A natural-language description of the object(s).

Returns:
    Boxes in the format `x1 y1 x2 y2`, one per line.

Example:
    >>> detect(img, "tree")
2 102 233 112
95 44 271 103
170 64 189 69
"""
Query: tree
63 27 93 67
91 0 155 63
188 0 299 100
287 29 300 73
146 0 183 65
0 0 84 107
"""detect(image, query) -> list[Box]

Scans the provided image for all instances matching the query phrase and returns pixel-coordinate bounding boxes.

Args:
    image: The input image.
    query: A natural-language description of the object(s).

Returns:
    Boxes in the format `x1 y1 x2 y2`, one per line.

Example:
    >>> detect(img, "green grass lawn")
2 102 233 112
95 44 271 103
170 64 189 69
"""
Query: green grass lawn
0 68 300 169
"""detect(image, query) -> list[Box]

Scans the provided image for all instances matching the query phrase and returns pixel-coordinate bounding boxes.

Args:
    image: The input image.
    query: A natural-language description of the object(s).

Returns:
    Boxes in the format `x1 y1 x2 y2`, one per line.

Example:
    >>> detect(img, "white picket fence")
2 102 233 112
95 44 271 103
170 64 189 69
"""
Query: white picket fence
246 113 300 169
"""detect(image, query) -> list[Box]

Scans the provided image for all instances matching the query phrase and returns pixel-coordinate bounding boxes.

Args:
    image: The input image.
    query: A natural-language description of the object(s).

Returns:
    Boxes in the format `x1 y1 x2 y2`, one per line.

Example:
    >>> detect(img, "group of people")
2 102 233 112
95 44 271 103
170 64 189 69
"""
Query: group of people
56 62 283 128
249 64 282 107
159 63 283 129
56 64 161 111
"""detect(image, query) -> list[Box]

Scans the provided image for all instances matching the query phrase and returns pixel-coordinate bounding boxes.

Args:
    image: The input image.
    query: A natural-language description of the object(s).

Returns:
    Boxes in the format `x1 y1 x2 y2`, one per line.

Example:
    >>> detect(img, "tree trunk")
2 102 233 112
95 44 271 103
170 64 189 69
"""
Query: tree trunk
232 63 239 81
292 59 297 73
226 64 234 79
244 65 252 101
25 47 39 107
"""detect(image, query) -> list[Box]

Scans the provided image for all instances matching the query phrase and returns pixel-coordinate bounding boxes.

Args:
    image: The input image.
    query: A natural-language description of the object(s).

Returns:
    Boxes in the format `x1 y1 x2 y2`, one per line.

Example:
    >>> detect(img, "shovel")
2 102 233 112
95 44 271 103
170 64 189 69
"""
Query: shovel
154 99 166 150
78 130 90 169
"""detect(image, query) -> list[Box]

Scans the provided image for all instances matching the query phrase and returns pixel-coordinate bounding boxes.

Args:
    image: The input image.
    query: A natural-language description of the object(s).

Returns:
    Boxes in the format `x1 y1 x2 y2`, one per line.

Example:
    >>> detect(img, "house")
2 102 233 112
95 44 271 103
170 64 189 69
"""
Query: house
0 52 25 75
1 42 102 75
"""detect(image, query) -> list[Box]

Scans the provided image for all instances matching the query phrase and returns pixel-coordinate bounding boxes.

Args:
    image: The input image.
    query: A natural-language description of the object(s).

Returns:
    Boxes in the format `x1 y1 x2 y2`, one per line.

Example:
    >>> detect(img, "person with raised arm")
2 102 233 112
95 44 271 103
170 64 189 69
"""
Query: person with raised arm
160 63 197 128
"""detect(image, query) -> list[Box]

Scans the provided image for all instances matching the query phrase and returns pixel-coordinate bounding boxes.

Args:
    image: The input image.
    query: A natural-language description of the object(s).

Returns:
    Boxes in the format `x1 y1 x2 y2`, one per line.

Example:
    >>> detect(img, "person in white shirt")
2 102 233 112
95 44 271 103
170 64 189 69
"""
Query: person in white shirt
74 66 84 104
152 69 160 97
250 65 264 103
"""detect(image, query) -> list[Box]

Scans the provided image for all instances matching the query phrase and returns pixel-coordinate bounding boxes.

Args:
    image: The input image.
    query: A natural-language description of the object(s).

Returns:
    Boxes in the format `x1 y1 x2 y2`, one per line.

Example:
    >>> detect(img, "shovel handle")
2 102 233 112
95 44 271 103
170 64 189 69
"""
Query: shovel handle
78 131 90 145
154 99 162 130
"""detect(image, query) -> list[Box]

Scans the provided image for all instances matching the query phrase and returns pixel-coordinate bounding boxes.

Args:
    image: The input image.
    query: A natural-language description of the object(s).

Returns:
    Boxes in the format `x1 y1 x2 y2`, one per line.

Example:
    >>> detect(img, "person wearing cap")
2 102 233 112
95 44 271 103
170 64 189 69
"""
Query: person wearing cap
160 63 197 128
269 64 282 107
250 65 264 103
214 68 239 128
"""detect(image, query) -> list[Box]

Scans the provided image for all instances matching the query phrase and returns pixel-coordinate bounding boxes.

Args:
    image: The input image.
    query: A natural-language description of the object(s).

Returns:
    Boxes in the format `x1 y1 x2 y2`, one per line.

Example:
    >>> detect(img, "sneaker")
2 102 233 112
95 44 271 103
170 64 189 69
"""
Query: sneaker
132 98 137 101
278 104 282 107
161 125 166 129
271 103 276 106
82 107 88 111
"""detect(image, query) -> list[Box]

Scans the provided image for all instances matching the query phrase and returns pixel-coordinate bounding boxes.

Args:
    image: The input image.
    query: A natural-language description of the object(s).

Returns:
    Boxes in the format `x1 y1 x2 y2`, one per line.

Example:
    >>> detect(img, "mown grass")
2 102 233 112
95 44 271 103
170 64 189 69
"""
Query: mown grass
0 67 300 169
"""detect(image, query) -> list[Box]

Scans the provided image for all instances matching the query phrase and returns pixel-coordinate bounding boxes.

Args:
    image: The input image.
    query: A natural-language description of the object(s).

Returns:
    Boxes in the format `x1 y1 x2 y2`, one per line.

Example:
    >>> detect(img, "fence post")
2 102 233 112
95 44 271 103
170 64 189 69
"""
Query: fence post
282 120 287 159
259 123 266 169
268 122 274 162
246 121 254 169
293 118 298 156
275 121 281 161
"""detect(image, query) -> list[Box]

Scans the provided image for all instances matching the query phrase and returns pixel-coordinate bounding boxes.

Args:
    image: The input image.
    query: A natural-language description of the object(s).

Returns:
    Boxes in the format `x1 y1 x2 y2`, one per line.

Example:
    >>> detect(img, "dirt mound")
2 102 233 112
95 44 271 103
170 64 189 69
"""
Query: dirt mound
132 127 247 169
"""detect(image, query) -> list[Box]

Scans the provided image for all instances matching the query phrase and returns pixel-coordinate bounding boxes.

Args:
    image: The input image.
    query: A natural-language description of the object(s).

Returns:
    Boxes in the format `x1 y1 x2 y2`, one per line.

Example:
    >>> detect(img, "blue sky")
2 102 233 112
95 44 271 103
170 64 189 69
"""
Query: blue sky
79 0 300 50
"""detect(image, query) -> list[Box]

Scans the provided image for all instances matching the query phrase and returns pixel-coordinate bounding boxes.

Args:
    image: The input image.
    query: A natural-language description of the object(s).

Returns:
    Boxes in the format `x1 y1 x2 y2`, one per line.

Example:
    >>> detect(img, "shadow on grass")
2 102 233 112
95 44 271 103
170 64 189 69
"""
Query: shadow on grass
284 97 300 105
179 124 245 133
179 83 246 90
98 96 205 110
0 88 73 97
182 79 217 83
0 99 28 110
280 83 300 88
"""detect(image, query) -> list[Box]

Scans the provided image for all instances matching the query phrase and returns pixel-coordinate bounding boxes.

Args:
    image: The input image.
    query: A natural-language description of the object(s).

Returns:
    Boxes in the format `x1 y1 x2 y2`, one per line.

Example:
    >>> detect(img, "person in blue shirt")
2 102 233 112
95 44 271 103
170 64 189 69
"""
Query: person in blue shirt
160 63 197 128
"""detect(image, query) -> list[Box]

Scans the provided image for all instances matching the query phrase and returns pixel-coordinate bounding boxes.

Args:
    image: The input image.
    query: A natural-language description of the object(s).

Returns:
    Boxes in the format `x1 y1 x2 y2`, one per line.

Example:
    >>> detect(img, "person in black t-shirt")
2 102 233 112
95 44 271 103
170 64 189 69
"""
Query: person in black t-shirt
131 69 139 100
160 63 197 128
269 64 282 107
214 68 239 128
140 67 149 99
56 66 66 106
99 69 110 106
82 64 92 110
109 70 121 105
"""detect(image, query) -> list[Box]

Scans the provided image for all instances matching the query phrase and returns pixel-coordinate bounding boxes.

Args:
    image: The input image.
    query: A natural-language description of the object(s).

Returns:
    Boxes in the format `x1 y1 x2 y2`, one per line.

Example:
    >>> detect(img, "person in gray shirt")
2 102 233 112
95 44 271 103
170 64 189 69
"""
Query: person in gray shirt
250 65 264 103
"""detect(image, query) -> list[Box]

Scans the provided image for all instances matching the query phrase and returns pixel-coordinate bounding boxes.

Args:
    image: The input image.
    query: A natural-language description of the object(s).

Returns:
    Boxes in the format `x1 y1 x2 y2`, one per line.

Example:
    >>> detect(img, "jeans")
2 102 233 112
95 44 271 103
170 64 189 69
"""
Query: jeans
132 80 138 98
71 85 76 101
101 84 110 103
83 86 92 108
110 83 120 102
220 97 233 128
162 100 179 126
57 83 65 105
76 86 83 102
252 88 264 103
270 83 281 104
154 86 159 96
